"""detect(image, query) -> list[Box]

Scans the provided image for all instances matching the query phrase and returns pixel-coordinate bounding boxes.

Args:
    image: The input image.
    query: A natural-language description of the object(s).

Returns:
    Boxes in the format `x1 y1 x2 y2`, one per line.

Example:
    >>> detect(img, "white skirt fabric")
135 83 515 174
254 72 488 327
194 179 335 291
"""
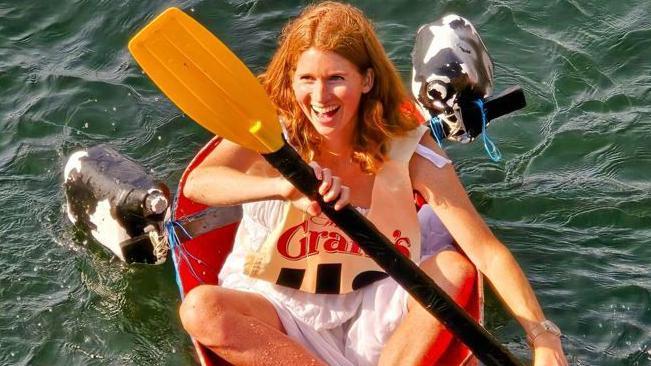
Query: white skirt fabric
219 204 454 366
218 145 455 365
222 266 409 366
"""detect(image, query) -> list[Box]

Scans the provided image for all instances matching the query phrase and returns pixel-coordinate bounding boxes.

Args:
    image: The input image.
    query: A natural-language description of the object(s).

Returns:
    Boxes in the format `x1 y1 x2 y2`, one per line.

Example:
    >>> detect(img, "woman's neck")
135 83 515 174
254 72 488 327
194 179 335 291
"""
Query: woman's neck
320 120 356 157
315 137 354 172
320 140 352 158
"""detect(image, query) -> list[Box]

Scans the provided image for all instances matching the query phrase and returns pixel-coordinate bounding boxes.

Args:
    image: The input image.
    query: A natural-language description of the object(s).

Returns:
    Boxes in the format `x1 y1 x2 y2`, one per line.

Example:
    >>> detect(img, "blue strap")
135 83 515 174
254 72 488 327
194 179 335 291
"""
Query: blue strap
165 221 186 297
475 99 502 162
165 220 221 298
427 116 445 147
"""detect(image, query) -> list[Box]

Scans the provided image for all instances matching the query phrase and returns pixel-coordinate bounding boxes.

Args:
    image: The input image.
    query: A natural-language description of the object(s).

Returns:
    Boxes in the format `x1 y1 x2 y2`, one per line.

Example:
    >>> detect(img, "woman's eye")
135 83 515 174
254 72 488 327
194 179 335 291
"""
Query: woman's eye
330 75 344 81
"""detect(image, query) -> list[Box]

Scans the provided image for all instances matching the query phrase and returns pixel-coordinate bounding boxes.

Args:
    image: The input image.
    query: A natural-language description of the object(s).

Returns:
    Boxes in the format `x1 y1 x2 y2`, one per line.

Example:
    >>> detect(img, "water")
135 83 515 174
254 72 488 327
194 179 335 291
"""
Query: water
1 0 650 365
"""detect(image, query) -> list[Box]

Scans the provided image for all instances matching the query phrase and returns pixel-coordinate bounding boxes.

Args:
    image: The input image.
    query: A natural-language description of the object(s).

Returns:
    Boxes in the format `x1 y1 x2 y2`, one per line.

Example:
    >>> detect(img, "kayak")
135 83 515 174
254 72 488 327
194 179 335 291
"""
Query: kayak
168 136 485 366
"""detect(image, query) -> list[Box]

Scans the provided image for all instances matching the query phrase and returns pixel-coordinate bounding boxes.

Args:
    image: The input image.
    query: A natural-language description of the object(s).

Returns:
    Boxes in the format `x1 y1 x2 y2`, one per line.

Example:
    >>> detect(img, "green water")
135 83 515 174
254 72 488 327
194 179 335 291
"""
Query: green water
1 0 650 365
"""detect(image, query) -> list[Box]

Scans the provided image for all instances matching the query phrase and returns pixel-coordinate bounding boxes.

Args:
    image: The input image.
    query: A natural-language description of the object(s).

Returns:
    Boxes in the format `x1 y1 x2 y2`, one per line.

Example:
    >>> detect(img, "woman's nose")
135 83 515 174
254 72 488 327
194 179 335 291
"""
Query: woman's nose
312 80 329 103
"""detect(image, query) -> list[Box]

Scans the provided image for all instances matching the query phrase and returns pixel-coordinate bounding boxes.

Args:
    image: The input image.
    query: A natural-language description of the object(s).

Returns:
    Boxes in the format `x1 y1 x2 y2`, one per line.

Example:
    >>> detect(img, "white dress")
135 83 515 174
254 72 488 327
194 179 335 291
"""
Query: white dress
218 145 453 366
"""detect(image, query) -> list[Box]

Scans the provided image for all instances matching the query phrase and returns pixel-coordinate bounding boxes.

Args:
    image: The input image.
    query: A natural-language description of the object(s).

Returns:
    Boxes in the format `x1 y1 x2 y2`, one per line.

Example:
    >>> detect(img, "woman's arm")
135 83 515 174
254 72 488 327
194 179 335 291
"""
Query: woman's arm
184 138 350 215
410 134 567 365
184 139 285 206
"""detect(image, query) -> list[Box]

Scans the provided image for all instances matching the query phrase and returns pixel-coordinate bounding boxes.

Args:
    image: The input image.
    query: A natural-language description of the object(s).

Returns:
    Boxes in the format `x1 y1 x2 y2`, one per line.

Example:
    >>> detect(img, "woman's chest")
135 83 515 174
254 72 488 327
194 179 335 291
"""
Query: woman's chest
329 165 375 209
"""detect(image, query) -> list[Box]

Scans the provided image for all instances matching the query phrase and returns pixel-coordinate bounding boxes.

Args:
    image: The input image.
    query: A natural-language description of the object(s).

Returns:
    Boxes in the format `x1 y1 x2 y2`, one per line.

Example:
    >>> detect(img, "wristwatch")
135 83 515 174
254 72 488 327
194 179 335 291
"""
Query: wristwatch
526 320 562 346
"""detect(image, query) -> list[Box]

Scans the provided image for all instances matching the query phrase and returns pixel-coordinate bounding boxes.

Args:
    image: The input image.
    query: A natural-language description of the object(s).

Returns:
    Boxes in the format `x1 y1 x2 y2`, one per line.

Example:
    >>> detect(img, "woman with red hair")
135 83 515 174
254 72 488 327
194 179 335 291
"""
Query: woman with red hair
180 2 567 365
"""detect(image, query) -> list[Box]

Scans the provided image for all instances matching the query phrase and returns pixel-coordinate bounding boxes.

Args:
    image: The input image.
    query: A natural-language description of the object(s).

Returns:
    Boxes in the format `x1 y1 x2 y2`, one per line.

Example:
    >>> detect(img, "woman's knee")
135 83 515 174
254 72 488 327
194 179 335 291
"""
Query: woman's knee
179 285 284 344
419 250 476 301
440 251 475 283
180 285 226 338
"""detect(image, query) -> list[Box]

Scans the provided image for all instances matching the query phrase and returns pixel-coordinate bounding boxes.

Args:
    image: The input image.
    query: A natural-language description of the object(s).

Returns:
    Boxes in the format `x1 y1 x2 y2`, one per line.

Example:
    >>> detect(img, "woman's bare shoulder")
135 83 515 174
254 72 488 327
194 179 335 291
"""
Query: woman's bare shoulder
418 132 450 160
409 133 454 182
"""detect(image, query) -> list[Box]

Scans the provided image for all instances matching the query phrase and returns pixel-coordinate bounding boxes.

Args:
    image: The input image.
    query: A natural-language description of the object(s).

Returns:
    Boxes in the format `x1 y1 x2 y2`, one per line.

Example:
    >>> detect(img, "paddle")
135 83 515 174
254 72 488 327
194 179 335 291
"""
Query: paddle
128 7 522 366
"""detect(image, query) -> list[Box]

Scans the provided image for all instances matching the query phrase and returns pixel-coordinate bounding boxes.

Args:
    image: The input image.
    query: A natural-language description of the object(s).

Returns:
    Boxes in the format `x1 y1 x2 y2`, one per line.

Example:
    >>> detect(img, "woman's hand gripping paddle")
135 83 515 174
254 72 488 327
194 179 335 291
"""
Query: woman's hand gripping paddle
128 8 522 366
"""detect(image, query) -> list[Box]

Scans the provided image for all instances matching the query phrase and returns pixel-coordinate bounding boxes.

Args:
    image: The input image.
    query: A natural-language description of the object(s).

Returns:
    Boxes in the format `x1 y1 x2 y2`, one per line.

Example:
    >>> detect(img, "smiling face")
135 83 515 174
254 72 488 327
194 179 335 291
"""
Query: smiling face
292 48 373 142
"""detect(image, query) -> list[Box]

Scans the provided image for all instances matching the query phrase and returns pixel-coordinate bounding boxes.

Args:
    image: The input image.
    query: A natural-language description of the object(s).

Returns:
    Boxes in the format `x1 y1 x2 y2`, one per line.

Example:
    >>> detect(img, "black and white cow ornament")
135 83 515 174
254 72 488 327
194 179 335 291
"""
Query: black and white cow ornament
411 14 526 144
64 145 170 264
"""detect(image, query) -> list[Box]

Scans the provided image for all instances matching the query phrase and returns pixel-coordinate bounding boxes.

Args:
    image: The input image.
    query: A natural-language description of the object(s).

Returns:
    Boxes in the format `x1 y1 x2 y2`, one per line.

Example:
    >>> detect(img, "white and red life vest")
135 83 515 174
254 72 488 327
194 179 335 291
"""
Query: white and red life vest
244 126 428 294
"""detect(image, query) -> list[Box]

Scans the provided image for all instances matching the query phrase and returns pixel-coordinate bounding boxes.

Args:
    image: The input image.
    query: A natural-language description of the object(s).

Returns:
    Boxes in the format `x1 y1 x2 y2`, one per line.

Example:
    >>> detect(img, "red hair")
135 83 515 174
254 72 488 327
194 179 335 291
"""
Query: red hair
260 1 420 172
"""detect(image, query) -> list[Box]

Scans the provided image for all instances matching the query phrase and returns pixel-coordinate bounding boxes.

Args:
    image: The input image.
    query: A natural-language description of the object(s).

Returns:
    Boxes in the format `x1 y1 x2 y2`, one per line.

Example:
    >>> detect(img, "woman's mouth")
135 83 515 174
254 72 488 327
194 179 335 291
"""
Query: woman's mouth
311 104 340 122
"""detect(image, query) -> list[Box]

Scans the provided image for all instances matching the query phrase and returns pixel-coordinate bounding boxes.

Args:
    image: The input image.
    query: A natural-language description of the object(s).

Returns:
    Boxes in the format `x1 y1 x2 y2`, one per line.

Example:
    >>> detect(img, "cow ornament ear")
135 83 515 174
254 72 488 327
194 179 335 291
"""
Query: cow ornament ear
411 14 525 153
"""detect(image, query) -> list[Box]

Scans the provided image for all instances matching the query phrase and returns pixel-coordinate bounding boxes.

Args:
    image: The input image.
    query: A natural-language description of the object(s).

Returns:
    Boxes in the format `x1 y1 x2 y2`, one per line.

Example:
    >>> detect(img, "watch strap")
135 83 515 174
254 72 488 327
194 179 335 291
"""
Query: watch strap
527 320 561 346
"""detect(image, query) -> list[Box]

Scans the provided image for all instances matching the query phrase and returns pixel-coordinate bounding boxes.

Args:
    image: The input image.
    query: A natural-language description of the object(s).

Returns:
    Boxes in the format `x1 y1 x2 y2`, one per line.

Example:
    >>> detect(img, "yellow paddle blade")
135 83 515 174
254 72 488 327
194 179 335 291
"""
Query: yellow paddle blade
128 7 283 153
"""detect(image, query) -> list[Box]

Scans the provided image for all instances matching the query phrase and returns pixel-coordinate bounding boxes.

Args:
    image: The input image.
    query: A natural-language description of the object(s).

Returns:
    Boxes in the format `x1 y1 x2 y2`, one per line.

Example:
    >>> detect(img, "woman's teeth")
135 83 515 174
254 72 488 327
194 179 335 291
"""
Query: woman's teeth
312 105 339 117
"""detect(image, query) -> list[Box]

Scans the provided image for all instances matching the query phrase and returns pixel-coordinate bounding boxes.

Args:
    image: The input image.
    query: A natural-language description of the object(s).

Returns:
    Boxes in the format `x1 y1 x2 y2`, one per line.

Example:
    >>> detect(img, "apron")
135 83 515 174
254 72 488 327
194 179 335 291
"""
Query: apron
244 126 428 294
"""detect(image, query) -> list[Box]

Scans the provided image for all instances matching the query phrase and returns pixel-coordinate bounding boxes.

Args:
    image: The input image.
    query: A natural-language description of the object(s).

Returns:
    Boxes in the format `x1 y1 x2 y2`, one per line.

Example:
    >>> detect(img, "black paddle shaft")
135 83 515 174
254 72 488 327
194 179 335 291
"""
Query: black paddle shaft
262 140 523 366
